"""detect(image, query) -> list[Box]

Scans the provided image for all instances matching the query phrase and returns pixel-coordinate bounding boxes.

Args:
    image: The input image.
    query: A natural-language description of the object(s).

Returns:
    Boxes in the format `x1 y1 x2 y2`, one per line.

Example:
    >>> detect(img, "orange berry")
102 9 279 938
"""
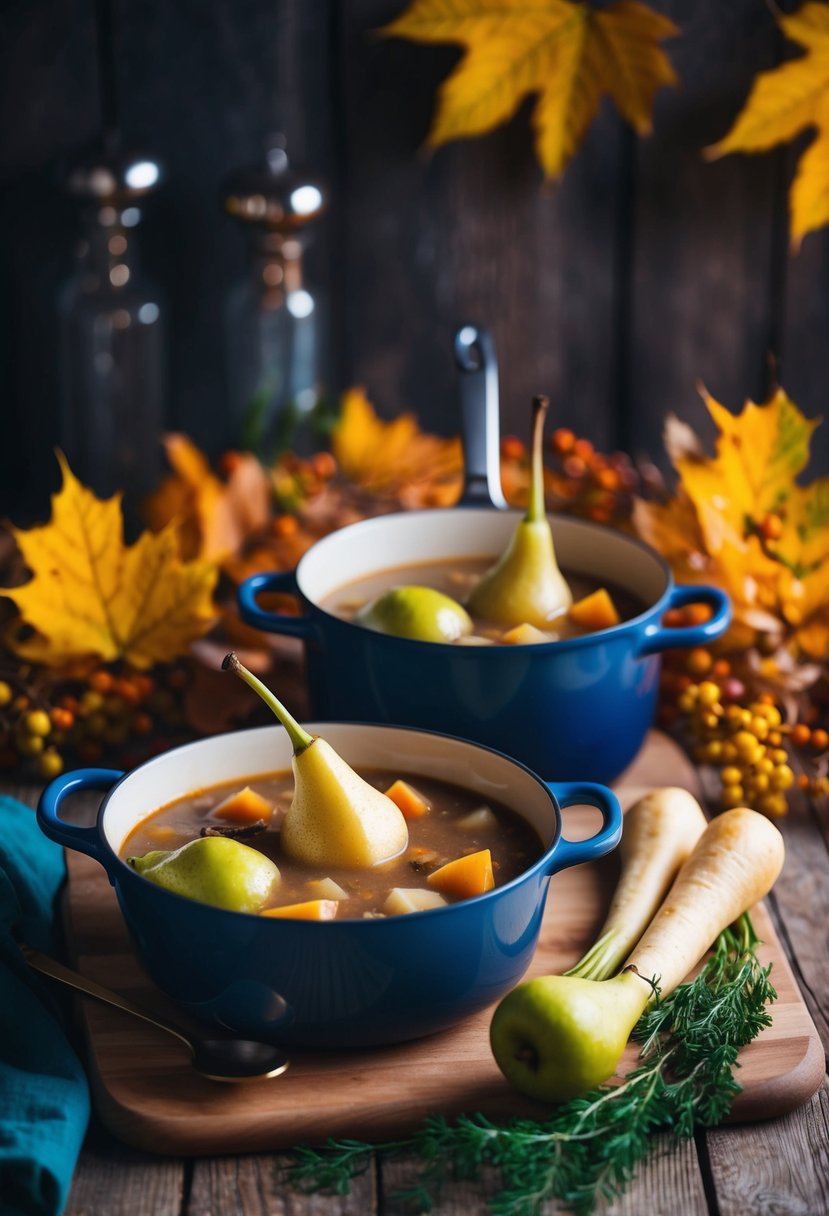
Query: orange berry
132 674 155 699
501 435 525 460
311 451 337 480
711 658 731 678
115 678 142 705
273 514 299 538
563 455 586 479
687 648 713 678
551 428 575 455
685 603 713 626
573 437 594 461
50 707 75 731
663 608 684 628
810 727 829 752
759 513 784 542
90 670 115 694
132 712 153 736
790 723 811 748
60 694 80 713
797 774 811 791
595 467 620 492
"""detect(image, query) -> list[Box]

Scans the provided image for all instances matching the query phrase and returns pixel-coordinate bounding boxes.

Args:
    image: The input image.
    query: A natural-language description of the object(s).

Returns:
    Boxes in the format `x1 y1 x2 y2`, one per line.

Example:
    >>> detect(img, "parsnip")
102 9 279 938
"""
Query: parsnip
490 808 785 1103
566 788 707 981
622 808 784 996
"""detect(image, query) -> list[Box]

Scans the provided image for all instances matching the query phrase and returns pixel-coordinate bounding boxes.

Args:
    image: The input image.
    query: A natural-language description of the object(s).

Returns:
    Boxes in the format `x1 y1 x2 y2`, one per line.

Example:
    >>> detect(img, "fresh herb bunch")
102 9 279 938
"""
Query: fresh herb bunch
286 915 775 1215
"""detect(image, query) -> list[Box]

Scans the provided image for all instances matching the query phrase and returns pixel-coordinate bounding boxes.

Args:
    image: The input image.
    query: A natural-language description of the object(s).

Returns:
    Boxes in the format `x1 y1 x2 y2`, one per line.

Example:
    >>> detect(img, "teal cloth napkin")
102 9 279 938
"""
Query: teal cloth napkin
0 796 90 1216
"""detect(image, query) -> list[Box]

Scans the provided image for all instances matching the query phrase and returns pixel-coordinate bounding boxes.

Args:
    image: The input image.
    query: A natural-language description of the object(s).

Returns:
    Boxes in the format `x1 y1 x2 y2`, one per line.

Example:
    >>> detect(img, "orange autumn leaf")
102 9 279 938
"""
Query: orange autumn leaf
332 387 462 504
634 387 829 664
382 0 679 179
2 453 218 669
145 434 271 563
707 2 829 247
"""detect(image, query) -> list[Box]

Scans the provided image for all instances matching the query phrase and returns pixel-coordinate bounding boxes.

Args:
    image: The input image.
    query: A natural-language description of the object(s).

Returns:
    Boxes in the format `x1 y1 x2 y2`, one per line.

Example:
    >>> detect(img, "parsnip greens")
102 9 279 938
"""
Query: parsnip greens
286 915 776 1216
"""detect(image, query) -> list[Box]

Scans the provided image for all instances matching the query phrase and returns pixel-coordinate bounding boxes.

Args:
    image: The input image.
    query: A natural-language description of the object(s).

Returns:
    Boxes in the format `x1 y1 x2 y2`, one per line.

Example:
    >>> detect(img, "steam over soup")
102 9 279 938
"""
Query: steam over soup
321 557 645 644
122 768 544 919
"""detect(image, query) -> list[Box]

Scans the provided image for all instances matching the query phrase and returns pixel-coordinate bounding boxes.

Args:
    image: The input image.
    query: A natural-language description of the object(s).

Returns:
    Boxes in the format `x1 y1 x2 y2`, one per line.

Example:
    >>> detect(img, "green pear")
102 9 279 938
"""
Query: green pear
128 837 280 914
223 653 409 869
356 585 473 642
467 395 572 629
489 970 647 1103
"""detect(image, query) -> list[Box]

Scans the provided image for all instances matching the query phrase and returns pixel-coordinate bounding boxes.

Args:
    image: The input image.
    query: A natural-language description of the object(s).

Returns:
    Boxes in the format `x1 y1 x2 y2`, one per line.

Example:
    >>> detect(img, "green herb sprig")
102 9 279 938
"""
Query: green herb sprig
286 914 775 1215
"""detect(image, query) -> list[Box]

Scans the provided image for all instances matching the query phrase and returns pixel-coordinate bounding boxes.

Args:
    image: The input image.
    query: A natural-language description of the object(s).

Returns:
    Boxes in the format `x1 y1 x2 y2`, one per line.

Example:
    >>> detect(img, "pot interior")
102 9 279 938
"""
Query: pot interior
297 509 668 609
101 724 559 857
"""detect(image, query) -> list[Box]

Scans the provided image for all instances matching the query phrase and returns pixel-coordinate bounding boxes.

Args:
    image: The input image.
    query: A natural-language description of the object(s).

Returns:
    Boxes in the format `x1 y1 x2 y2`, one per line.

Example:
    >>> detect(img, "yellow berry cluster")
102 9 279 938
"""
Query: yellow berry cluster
678 681 794 817
0 665 189 780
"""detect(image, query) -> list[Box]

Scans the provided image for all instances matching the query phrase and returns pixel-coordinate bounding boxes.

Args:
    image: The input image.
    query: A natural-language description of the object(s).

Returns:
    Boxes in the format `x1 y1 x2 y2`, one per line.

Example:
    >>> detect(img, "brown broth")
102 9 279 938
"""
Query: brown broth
121 769 544 918
321 556 644 642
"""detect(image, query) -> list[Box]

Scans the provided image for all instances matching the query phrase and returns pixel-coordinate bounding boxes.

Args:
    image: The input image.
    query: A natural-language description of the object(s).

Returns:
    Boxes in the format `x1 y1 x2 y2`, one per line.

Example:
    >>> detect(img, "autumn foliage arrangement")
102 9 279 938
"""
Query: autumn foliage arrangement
0 382 827 817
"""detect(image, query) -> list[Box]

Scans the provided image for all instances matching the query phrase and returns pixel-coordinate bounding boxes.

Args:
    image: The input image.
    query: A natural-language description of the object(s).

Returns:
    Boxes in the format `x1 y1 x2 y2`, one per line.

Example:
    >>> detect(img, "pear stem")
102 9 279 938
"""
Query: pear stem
222 653 314 754
527 394 549 524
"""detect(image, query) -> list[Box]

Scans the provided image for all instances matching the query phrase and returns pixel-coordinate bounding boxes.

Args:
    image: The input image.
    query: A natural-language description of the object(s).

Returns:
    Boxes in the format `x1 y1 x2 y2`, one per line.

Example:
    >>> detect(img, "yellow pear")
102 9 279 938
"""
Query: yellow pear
467 395 571 628
223 654 409 868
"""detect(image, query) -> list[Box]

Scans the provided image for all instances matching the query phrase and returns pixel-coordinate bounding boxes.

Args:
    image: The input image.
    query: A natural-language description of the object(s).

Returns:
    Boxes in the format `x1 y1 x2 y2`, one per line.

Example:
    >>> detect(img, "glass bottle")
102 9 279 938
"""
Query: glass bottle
223 139 329 459
58 146 165 515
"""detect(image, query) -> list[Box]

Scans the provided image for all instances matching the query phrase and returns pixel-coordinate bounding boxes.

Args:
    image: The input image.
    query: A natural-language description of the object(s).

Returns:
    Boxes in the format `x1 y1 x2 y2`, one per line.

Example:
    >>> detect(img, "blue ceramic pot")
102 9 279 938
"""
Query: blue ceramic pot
238 509 731 783
38 723 621 1048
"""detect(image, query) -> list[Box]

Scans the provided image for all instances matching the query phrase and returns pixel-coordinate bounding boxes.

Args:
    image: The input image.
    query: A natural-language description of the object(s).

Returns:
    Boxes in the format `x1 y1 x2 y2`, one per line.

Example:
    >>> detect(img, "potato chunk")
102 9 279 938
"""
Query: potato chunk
456 806 498 833
306 877 349 901
383 888 448 916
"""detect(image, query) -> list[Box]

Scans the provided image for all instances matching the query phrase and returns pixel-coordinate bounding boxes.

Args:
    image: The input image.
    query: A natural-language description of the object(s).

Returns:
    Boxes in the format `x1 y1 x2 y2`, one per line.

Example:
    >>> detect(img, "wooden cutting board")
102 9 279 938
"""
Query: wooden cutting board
61 732 824 1156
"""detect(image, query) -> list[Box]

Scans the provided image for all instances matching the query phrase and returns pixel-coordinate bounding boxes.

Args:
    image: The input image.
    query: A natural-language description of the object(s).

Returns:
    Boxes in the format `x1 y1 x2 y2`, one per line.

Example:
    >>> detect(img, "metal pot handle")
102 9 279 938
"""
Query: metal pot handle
454 324 508 509
37 769 124 878
544 782 623 875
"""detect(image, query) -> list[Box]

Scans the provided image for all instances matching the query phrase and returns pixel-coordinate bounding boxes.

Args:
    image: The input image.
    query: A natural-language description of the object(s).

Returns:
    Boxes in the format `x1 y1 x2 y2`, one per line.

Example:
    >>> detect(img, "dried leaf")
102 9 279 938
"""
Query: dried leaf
145 435 271 562
707 3 829 247
331 387 462 504
634 387 829 667
3 454 218 669
382 0 679 179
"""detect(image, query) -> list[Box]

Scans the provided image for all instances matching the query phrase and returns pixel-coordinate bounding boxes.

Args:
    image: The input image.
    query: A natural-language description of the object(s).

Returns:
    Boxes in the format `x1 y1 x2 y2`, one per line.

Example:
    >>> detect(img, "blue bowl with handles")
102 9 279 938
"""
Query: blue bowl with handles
237 509 731 784
38 722 621 1048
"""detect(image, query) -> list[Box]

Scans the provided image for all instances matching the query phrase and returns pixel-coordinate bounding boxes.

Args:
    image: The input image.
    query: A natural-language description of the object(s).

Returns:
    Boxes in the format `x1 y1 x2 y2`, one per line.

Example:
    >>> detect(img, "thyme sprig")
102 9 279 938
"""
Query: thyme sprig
285 914 775 1215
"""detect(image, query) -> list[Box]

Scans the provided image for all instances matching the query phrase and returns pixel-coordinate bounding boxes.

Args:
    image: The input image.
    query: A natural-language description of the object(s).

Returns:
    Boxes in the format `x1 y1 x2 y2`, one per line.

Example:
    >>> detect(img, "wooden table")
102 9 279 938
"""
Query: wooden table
8 750 829 1216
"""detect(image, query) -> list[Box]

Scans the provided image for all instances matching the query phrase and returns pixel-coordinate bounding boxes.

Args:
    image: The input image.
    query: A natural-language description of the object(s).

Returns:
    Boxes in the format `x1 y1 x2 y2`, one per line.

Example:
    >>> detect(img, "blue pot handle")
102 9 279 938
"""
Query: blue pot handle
637 584 732 658
545 782 623 874
37 769 124 875
237 570 318 640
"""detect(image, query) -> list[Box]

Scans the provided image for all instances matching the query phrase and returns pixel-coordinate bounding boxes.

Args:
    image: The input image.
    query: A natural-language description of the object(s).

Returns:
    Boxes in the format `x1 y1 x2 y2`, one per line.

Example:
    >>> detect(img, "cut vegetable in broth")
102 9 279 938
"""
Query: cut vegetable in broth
121 767 541 919
322 557 637 645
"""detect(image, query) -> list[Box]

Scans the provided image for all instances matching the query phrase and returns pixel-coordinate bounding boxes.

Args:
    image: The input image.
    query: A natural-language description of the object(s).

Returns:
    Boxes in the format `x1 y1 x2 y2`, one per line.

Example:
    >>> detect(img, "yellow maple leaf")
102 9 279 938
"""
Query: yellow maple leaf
381 0 679 178
332 387 462 503
634 387 829 664
3 454 218 669
144 435 271 563
707 2 829 247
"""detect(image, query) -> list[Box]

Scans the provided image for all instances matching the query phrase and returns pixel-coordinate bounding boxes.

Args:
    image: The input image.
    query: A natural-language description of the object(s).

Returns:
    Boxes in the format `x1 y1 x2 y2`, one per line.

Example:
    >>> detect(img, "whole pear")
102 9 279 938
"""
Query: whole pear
489 970 647 1102
223 653 409 868
467 395 571 628
128 837 280 914
357 585 472 643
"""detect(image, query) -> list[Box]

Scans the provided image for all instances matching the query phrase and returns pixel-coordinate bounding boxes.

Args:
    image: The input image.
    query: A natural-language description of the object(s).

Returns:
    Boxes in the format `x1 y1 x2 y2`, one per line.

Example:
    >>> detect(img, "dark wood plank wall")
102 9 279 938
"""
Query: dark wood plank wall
2 0 828 524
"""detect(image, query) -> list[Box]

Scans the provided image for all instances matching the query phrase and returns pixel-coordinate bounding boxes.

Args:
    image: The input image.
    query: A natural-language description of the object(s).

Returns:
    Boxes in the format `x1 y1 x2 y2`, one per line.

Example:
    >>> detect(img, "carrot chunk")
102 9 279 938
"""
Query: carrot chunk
384 778 431 820
427 849 495 899
261 899 338 921
213 786 274 825
568 588 620 632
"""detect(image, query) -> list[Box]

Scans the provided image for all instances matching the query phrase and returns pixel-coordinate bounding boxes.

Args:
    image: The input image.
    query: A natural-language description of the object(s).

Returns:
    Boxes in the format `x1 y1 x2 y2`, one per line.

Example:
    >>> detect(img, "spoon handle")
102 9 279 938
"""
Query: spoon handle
454 324 508 509
21 944 193 1056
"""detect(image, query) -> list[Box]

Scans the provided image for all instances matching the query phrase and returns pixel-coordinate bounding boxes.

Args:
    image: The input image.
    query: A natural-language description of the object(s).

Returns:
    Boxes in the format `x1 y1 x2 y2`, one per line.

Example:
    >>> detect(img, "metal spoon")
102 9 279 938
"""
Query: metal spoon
21 944 290 1083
